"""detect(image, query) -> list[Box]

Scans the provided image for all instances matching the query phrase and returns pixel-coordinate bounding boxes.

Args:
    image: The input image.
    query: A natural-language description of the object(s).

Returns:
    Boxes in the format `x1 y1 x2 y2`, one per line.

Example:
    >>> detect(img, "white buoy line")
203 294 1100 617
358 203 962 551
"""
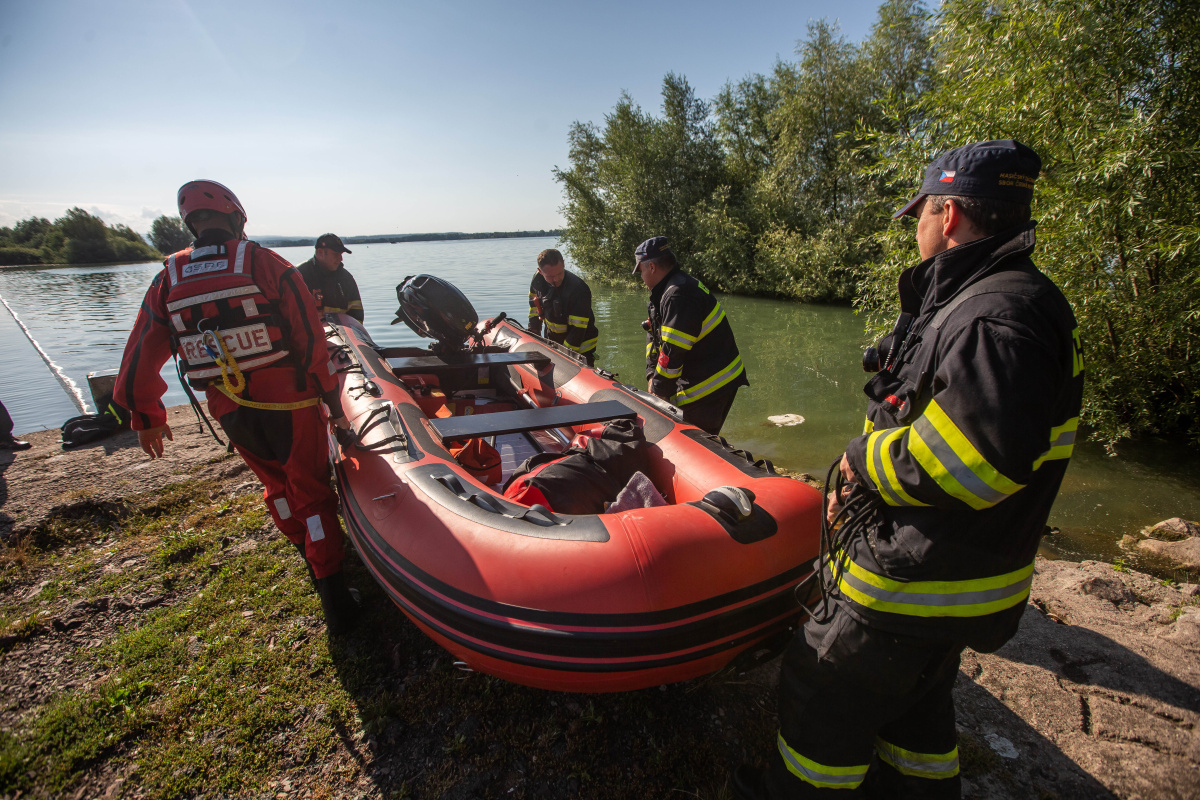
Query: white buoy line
0 292 90 415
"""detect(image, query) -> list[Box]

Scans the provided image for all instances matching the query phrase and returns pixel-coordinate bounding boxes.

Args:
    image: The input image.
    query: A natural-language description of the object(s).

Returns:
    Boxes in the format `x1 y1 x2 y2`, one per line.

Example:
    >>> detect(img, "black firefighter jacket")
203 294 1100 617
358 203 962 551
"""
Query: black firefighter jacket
527 270 598 359
840 223 1084 650
645 267 748 406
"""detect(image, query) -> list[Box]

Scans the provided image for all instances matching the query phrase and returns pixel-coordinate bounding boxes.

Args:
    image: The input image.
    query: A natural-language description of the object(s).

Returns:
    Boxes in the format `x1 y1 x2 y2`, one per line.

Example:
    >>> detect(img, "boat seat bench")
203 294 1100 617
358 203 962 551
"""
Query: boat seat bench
384 350 551 376
430 400 637 442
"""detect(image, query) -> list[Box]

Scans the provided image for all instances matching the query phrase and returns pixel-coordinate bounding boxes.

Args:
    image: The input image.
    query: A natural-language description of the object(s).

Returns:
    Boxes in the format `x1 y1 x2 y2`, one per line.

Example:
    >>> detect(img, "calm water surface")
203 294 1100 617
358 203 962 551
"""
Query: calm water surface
2 236 1197 561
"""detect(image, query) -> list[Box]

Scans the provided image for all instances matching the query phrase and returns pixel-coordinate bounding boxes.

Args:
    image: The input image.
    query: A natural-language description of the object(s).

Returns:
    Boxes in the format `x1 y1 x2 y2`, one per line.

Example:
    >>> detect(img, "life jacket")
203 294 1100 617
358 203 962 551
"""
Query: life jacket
163 240 292 389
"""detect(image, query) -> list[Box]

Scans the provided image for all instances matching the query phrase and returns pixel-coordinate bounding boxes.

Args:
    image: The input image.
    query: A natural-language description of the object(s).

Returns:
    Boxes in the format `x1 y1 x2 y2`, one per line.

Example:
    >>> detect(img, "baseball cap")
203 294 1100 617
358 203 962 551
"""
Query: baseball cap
893 139 1041 219
632 236 672 275
316 233 352 254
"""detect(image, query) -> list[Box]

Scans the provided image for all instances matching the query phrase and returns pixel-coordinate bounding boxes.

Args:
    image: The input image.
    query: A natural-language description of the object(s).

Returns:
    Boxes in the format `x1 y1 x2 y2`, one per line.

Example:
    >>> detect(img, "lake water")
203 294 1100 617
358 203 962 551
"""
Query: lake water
2 236 1198 563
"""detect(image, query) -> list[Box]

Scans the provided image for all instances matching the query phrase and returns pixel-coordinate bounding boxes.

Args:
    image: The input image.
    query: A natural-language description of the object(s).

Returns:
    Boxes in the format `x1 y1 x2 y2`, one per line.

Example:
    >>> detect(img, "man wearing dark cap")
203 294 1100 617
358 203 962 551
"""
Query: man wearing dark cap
528 248 599 366
297 233 364 323
734 140 1084 799
634 235 748 435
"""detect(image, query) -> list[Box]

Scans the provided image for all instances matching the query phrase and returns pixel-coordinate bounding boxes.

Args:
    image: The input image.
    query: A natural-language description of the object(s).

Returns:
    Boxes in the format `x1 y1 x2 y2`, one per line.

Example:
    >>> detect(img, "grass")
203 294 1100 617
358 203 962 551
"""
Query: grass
0 476 783 799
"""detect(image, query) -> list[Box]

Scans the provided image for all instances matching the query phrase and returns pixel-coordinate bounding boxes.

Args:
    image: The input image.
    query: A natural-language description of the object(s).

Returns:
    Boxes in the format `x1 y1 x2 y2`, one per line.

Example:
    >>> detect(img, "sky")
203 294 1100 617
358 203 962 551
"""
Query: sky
0 0 885 239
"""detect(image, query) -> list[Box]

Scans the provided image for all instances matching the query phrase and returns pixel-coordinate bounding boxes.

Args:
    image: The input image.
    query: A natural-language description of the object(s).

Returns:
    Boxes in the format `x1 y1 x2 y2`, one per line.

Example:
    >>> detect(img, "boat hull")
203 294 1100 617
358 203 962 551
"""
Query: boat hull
327 314 822 692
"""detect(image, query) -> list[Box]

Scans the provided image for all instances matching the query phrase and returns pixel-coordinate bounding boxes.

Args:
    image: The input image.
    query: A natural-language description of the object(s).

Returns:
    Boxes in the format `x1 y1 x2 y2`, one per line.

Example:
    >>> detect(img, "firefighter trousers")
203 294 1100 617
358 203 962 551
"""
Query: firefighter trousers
767 605 964 798
209 392 346 579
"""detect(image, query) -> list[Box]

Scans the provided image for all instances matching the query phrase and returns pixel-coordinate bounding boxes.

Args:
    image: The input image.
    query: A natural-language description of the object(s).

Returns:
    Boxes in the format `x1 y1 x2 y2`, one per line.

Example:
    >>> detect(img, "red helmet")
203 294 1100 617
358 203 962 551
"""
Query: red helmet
177 180 247 235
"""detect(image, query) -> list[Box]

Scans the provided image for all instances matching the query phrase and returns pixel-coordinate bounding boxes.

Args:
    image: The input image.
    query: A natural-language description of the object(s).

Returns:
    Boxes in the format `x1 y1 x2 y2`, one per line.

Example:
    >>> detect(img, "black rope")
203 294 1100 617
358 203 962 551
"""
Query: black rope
809 456 881 624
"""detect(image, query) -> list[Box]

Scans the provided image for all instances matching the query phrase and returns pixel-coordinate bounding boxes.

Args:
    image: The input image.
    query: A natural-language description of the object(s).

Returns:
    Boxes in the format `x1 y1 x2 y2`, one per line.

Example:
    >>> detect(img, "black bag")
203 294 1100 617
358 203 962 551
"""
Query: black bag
502 419 654 515
60 412 122 448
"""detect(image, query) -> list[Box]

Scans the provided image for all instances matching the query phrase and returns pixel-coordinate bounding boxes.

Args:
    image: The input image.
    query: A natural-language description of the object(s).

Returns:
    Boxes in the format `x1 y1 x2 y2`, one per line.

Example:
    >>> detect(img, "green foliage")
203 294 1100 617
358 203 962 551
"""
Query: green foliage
149 215 192 254
554 74 730 288
0 208 160 265
557 0 1198 443
863 0 1200 444
557 0 935 301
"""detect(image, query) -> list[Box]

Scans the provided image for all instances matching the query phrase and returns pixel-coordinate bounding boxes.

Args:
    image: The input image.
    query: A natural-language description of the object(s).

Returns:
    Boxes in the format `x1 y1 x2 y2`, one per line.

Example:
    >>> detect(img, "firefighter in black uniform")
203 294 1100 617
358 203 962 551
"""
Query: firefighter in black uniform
733 140 1085 799
634 236 748 436
297 233 364 323
527 248 599 366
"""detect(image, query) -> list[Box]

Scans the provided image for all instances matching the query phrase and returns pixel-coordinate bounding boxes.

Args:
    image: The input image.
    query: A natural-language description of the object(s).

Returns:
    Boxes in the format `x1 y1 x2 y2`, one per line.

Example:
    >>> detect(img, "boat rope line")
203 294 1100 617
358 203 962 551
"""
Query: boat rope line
0 292 89 415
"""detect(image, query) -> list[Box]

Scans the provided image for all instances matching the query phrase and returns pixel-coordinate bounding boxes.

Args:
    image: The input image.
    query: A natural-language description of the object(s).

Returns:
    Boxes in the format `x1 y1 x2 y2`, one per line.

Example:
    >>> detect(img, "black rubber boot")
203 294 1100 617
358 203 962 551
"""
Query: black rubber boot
316 571 361 636
292 542 317 590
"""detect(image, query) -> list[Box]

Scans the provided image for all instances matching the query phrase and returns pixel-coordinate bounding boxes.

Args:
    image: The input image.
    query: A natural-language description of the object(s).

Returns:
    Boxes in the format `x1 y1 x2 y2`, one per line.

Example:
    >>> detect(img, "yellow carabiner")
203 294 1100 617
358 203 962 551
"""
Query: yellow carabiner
202 329 246 395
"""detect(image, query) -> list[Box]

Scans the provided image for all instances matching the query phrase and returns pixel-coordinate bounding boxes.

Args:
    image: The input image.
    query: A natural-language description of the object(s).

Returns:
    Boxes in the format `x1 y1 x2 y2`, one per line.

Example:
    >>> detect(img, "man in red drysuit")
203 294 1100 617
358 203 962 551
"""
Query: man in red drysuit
114 179 360 634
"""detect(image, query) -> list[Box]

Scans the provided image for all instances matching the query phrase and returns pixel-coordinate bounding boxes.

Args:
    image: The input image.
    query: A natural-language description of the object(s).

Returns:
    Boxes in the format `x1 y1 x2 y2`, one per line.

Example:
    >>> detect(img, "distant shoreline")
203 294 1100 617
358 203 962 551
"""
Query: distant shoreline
258 229 562 248
0 231 564 269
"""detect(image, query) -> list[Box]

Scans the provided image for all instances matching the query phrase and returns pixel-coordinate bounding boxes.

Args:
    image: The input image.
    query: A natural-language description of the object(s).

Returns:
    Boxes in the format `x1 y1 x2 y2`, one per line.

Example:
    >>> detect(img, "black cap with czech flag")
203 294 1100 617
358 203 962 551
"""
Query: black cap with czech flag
632 235 673 275
893 139 1041 219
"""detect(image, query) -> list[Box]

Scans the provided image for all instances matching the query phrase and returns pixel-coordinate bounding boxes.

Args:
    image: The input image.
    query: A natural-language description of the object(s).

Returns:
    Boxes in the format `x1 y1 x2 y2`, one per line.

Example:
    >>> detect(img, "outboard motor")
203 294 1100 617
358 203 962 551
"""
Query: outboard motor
391 274 479 351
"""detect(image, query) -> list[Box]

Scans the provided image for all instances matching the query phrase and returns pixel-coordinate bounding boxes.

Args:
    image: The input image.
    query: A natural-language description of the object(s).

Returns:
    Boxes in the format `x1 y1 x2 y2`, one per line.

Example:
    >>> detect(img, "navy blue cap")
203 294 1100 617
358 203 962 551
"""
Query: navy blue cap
893 139 1041 219
633 236 672 275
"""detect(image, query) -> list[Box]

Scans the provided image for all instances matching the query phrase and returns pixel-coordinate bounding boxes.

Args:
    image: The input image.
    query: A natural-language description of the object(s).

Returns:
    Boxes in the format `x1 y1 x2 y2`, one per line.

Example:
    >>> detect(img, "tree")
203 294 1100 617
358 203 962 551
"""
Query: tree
863 0 1200 445
150 215 192 254
56 207 114 264
554 74 728 286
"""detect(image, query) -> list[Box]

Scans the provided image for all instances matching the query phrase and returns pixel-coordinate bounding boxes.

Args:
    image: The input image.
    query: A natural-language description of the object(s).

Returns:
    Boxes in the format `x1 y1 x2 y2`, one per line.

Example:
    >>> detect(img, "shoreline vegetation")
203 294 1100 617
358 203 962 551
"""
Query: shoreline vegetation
555 0 1199 449
0 221 563 270
1 411 1197 798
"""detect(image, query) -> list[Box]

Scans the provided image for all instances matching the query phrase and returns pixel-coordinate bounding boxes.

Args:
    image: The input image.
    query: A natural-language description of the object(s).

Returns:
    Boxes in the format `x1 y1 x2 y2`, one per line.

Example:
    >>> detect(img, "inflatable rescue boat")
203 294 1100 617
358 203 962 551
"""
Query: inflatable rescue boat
325 275 822 692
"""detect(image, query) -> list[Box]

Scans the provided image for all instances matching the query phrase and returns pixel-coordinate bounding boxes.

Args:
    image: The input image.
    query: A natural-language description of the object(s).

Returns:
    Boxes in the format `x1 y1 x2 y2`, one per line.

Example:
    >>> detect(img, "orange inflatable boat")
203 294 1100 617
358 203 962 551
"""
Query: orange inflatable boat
326 275 821 692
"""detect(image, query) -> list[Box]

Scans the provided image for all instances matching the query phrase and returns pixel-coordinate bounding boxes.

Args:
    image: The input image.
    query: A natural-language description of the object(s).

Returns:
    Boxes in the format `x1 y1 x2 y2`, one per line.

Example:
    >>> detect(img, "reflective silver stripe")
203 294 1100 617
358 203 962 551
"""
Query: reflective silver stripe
190 245 222 258
306 514 325 542
841 568 1032 608
241 298 258 317
188 350 289 378
274 498 292 520
912 415 1010 506
167 254 178 286
776 734 867 789
233 240 249 274
171 313 185 332
875 739 959 779
166 284 261 312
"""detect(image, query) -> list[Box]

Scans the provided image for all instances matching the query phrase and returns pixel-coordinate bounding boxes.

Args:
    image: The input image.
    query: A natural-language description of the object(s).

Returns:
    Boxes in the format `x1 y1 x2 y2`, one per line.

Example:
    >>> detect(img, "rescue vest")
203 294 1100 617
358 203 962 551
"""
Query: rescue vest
164 240 292 388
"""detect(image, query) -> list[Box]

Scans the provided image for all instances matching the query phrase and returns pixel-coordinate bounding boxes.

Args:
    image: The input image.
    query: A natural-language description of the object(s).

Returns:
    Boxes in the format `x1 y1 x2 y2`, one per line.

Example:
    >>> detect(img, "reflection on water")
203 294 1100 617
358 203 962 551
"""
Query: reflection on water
2 237 1198 561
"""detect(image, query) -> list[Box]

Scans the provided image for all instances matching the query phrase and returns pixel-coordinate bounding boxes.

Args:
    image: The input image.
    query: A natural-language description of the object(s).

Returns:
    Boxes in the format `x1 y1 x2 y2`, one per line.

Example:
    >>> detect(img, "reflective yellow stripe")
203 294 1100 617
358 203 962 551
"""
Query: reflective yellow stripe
568 315 589 328
1032 417 1078 470
865 428 929 507
674 355 744 405
698 303 726 340
578 337 597 354
837 551 1035 617
528 306 539 316
777 733 868 789
660 324 697 350
656 362 683 380
544 320 568 334
875 739 959 779
646 341 654 358
348 301 363 309
910 400 1024 510
863 417 874 435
